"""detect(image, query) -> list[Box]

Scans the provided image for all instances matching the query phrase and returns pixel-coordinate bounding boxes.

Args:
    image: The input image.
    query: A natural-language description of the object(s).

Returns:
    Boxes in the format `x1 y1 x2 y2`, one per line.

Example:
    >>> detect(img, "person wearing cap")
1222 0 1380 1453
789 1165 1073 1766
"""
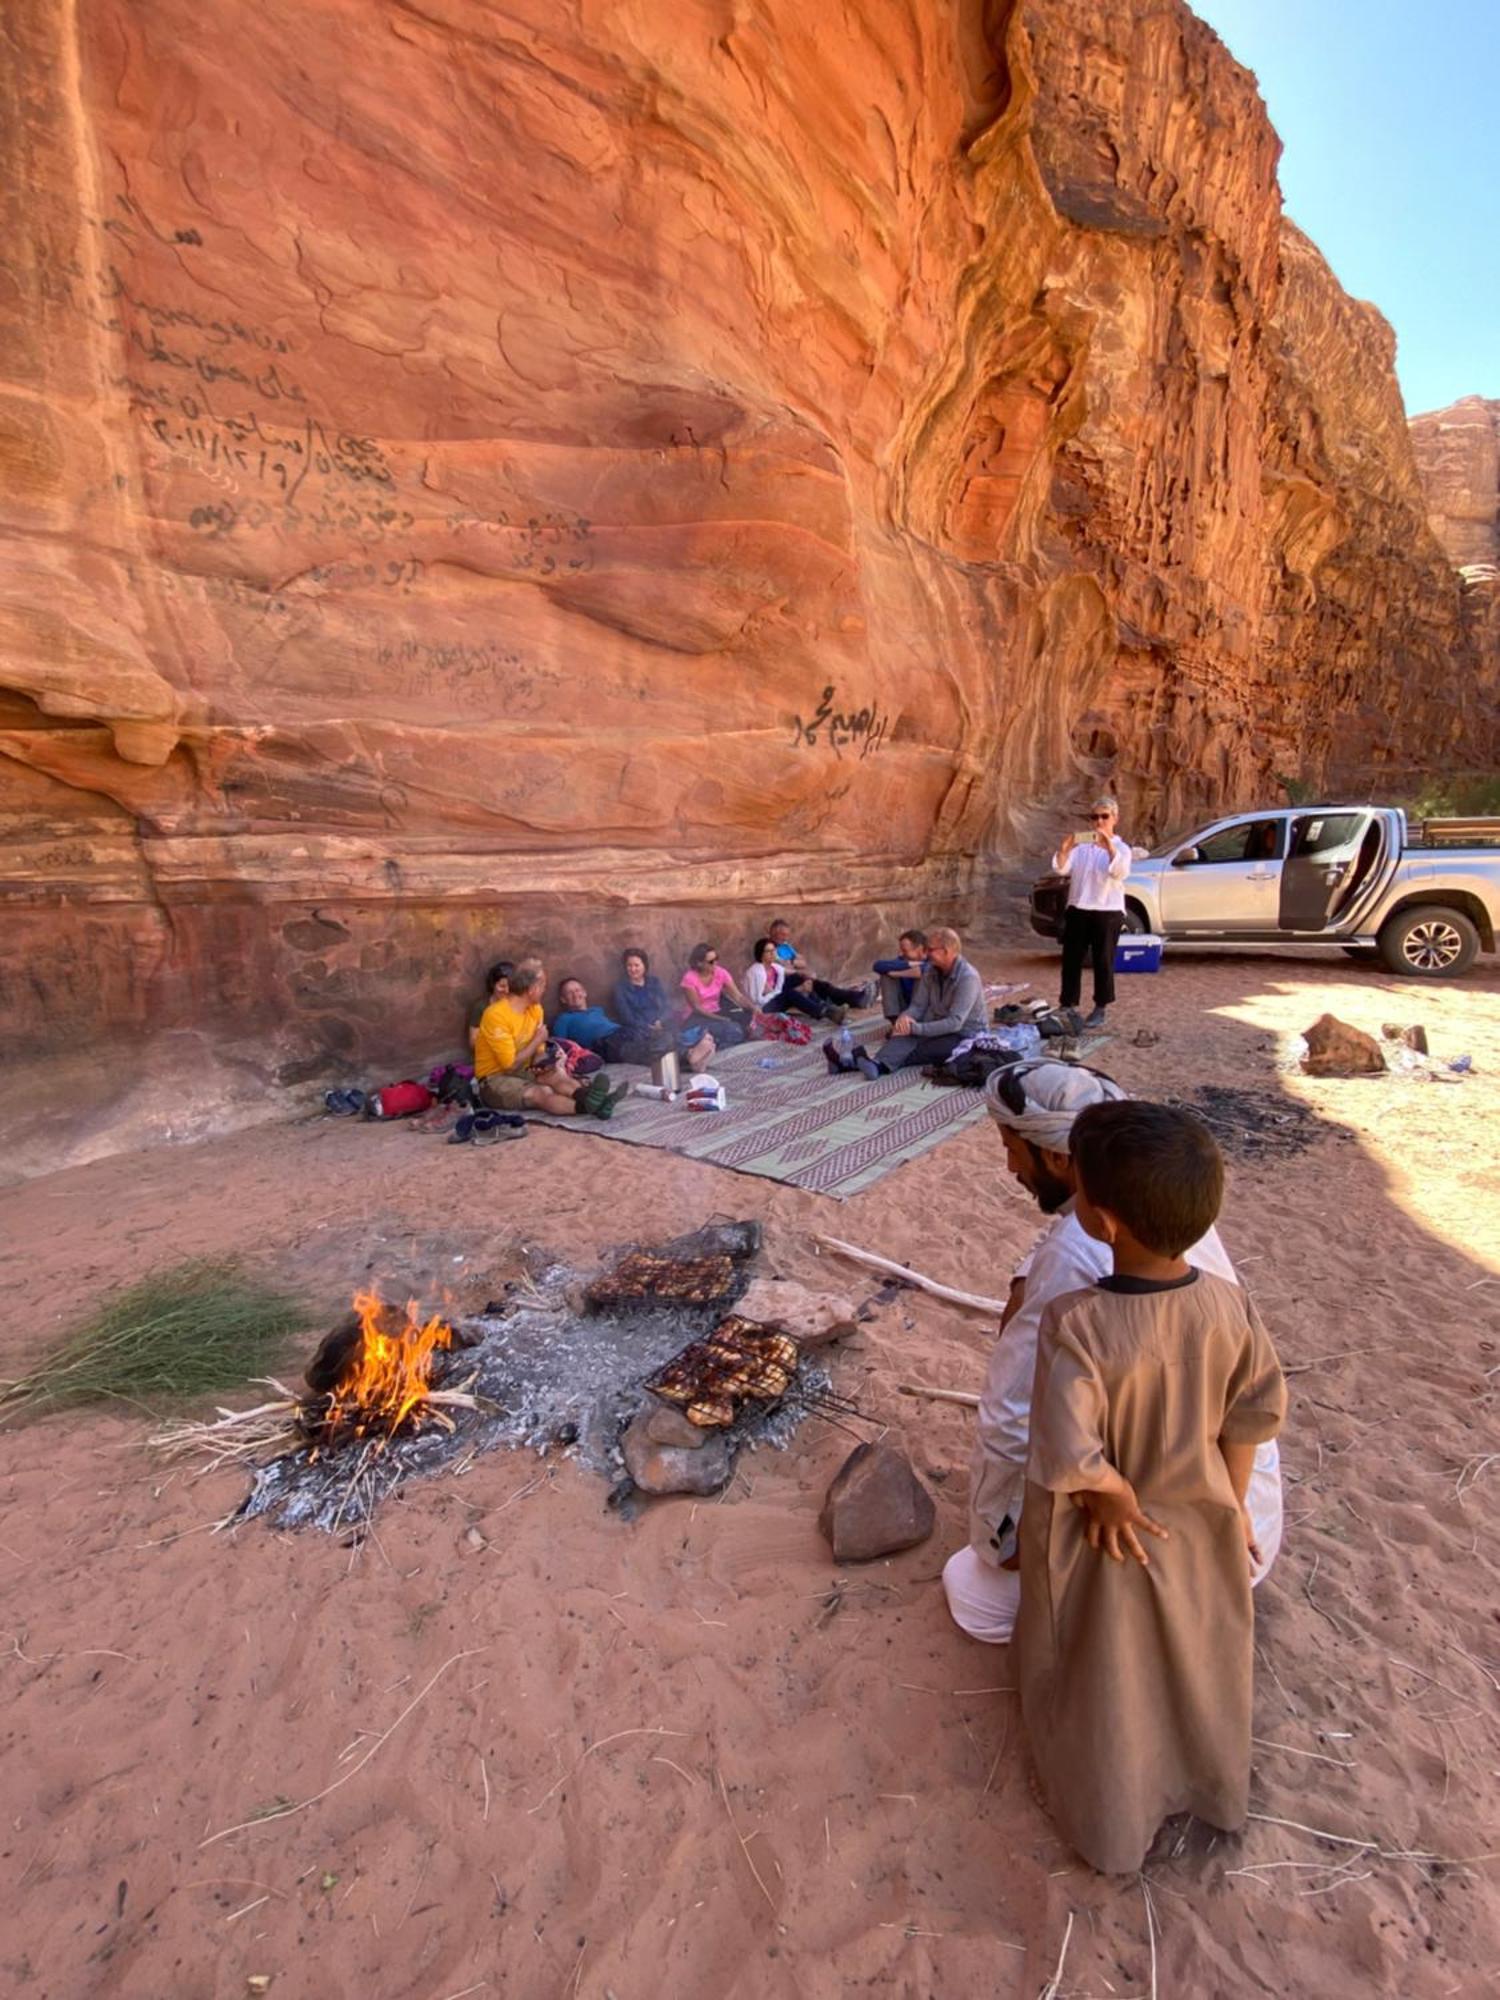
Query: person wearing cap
1053 797 1131 1028
941 1058 1283 1645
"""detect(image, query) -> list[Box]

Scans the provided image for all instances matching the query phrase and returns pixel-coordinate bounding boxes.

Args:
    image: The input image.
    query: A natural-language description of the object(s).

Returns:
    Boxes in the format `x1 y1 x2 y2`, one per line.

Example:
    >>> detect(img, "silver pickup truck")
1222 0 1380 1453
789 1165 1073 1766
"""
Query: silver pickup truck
1029 806 1500 978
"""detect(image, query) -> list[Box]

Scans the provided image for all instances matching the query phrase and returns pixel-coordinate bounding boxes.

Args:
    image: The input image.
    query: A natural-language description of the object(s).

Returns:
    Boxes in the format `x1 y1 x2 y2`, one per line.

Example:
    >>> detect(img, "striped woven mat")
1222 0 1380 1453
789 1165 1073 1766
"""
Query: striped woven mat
534 1023 986 1199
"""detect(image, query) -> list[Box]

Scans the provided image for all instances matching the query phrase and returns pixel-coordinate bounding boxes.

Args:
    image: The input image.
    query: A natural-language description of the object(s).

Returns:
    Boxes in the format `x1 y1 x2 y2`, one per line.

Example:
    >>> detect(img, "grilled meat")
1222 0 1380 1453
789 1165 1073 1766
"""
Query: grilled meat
585 1250 737 1308
646 1317 800 1426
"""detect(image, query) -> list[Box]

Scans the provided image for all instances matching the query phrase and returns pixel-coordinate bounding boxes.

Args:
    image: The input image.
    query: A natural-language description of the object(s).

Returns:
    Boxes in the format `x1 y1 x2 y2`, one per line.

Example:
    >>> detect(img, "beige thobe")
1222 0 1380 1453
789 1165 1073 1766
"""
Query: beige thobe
1017 1272 1286 1874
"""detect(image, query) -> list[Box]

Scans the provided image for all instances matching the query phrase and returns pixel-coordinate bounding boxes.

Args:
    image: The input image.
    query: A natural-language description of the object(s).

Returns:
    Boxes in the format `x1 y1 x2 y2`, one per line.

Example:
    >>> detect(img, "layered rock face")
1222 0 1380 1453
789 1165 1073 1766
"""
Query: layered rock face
1 0 1492 1077
1410 398 1500 569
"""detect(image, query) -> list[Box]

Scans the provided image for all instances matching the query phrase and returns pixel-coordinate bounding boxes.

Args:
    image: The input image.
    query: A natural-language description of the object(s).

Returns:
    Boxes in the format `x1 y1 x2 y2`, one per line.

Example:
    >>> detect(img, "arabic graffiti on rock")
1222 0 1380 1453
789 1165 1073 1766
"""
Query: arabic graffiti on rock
790 684 890 759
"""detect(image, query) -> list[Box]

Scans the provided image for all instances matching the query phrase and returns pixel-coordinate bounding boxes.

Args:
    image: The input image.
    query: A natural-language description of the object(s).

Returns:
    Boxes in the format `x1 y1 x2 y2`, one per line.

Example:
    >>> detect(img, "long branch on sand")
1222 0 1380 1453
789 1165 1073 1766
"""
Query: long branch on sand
816 1236 1009 1316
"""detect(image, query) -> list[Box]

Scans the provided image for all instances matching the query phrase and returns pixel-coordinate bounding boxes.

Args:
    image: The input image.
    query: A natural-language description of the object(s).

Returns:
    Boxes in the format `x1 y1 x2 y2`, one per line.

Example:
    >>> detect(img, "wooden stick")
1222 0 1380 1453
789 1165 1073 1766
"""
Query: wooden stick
897 1382 981 1410
816 1236 1009 1316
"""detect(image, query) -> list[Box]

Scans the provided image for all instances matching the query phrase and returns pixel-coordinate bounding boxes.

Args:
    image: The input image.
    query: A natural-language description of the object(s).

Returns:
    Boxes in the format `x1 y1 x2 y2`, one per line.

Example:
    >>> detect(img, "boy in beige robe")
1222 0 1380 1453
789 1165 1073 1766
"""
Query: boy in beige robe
1017 1100 1286 1875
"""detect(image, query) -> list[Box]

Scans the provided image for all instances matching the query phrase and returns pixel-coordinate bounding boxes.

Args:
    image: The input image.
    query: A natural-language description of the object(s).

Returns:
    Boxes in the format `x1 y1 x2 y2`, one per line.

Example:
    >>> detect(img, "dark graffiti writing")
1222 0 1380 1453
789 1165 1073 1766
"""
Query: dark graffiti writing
443 507 595 576
791 685 890 759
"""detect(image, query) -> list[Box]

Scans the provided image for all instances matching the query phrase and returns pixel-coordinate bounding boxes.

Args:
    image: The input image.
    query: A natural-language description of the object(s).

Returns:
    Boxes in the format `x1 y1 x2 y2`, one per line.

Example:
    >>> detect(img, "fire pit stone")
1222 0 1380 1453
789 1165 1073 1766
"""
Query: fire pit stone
621 1413 732 1496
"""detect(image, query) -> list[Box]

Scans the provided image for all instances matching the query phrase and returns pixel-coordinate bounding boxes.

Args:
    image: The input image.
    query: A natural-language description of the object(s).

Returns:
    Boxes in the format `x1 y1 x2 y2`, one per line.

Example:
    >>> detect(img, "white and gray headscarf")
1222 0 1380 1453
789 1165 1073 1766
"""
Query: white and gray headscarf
982 1058 1127 1155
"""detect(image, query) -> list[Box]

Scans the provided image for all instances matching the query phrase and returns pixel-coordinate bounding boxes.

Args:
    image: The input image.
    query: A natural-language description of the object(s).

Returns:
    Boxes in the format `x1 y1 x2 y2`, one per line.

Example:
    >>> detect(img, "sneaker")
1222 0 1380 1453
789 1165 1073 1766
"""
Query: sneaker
1084 1006 1108 1029
823 1040 851 1075
855 1054 882 1081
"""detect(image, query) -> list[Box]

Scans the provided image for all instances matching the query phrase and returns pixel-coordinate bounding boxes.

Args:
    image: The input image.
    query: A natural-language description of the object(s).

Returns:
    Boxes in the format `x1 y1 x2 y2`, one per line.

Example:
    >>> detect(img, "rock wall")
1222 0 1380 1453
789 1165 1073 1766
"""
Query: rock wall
1410 397 1500 569
1 0 1493 1077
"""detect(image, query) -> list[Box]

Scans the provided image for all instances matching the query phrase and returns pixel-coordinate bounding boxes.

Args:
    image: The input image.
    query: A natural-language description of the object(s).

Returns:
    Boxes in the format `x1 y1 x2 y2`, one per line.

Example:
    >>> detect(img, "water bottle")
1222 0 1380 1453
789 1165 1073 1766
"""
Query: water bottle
837 1024 855 1062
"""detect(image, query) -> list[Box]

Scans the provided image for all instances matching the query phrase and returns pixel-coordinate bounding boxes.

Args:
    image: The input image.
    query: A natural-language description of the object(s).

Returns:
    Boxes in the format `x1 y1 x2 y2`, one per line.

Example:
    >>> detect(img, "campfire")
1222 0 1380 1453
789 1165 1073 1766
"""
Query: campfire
305 1290 457 1448
149 1222 866 1534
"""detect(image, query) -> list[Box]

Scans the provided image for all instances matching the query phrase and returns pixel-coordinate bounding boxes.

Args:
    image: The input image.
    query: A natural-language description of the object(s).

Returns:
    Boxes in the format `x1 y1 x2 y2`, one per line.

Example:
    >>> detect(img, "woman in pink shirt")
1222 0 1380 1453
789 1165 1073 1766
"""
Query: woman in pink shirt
680 942 754 1047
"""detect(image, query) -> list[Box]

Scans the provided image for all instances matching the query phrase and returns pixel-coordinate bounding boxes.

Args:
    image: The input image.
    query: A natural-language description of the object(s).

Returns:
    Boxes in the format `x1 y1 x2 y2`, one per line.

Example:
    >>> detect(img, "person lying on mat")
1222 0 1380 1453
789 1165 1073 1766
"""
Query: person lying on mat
680 943 755 1047
873 929 927 1022
745 937 838 1020
552 977 663 1067
475 961 626 1118
767 917 870 1012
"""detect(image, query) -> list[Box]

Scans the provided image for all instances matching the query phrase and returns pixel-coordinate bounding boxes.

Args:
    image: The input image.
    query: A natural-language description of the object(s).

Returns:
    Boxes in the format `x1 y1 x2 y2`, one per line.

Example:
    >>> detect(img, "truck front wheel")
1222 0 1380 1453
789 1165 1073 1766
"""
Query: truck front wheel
1377 905 1479 978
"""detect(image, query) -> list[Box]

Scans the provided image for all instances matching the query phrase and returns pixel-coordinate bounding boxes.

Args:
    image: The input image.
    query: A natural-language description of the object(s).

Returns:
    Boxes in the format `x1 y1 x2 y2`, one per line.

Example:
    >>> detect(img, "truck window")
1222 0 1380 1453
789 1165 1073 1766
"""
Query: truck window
1288 813 1364 864
1187 818 1287 864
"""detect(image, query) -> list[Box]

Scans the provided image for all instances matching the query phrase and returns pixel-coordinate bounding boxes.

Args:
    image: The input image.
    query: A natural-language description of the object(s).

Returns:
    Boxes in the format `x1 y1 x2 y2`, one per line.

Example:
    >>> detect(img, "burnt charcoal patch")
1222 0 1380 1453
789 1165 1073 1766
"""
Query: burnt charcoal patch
1170 1085 1333 1160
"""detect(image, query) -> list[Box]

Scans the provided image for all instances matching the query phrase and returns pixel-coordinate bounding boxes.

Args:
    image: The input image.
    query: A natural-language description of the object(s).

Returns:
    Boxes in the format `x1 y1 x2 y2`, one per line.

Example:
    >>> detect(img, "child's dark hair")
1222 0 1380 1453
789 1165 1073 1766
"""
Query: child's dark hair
1070 1100 1224 1257
485 957 515 996
898 927 927 950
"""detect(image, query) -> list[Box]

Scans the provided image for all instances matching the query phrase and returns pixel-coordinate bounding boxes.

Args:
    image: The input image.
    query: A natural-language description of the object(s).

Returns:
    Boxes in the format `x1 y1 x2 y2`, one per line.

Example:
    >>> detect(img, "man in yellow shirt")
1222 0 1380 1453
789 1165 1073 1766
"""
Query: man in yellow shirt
474 960 625 1118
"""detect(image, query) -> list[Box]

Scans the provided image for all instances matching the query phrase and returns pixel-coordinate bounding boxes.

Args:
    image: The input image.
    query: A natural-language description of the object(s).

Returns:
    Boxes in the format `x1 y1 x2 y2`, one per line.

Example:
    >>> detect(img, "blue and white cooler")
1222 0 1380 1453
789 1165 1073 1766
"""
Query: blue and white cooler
1114 932 1164 974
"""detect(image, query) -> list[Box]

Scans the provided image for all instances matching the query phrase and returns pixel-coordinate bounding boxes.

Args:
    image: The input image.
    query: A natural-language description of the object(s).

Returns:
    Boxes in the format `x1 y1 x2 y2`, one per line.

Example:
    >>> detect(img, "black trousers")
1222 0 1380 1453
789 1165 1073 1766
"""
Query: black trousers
1060 907 1123 1008
786 971 864 1008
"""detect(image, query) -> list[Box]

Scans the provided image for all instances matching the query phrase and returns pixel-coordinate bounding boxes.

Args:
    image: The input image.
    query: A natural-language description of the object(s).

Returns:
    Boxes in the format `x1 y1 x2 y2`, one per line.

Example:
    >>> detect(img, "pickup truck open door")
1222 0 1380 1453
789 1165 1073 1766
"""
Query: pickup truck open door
1156 814 1287 931
1278 809 1392 931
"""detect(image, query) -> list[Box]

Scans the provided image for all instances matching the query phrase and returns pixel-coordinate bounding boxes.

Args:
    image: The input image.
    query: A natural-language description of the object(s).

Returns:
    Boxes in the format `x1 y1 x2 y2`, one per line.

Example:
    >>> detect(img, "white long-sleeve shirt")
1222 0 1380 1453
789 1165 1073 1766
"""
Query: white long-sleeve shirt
744 960 785 1008
1053 833 1131 912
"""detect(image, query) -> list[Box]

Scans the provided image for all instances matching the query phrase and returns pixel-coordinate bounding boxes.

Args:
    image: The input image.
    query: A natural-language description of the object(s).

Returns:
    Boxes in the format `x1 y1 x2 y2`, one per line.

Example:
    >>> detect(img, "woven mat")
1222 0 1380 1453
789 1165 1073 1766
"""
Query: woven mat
532 1022 987 1199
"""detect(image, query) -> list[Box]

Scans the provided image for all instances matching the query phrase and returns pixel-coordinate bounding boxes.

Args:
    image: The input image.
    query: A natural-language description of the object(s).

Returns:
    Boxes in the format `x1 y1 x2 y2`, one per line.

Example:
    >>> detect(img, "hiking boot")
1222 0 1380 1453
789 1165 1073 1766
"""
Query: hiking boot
827 1003 849 1026
1084 1006 1108 1029
577 1073 612 1115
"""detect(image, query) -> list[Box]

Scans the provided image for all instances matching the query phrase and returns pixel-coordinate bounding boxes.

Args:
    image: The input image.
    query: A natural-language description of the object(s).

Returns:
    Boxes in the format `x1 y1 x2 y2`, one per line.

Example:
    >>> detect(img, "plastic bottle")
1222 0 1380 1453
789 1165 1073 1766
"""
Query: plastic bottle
837 1024 855 1061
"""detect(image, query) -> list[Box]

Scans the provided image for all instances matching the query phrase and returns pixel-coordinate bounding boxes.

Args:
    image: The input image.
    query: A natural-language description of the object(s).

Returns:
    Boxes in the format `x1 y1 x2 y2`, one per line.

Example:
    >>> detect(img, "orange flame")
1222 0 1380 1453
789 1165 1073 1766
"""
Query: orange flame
323 1290 454 1441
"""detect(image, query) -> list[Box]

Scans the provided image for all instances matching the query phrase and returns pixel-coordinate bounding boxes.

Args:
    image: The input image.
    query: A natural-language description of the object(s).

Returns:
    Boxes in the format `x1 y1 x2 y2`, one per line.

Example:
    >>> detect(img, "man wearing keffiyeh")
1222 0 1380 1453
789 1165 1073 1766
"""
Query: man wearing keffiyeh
941 1060 1284 1645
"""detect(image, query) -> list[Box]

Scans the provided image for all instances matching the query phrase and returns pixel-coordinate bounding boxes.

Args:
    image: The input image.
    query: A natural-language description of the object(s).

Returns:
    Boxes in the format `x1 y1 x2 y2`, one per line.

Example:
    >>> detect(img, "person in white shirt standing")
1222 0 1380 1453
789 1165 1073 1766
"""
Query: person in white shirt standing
1054 795 1132 1028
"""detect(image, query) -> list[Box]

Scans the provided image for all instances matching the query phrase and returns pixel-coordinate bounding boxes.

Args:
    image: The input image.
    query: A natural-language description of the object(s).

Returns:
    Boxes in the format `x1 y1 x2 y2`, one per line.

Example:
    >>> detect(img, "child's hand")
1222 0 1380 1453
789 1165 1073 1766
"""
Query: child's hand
1069 1486 1169 1568
1241 1504 1263 1574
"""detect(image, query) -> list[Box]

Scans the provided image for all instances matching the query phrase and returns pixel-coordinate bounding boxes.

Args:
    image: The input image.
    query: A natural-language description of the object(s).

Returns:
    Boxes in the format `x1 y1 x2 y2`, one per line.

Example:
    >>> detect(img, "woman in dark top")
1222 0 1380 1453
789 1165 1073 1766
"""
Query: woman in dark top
611 947 672 1042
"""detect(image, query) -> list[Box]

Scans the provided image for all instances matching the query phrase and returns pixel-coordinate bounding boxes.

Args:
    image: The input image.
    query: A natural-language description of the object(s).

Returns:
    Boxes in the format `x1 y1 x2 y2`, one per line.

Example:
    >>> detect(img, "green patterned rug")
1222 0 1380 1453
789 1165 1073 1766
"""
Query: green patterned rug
533 1025 987 1199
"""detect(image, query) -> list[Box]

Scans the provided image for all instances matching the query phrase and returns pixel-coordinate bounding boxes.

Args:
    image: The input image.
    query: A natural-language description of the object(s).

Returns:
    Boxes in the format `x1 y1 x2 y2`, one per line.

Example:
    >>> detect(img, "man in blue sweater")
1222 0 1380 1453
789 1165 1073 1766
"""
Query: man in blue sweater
552 977 660 1066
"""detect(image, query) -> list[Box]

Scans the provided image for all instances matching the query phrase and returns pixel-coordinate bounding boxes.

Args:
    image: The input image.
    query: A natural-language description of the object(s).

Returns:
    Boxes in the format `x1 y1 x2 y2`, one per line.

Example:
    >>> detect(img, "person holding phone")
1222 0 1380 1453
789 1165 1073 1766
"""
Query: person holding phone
1054 797 1131 1027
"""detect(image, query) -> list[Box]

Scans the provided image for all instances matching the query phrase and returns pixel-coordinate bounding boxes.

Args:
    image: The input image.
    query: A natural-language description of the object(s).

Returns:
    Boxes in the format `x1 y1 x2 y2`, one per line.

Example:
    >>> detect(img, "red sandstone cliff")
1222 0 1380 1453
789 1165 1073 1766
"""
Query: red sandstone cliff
1 0 1493 1077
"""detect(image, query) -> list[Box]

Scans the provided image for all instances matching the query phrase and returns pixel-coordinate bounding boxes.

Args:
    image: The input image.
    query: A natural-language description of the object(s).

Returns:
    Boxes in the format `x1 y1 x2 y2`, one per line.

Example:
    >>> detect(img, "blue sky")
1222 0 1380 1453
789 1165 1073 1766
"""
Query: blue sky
1191 0 1498 416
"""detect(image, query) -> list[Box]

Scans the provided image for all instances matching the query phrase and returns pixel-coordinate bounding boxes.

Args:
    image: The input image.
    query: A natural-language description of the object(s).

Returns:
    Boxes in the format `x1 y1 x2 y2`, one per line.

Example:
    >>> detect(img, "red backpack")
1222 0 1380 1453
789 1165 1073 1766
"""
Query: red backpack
369 1080 434 1119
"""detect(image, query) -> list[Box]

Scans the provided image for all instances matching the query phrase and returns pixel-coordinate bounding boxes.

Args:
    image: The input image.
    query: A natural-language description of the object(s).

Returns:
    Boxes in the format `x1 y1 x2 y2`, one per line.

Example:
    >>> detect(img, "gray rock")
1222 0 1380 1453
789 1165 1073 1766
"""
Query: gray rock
1301 1013 1386 1077
620 1412 732 1495
641 1399 713 1449
735 1276 860 1349
818 1443 935 1562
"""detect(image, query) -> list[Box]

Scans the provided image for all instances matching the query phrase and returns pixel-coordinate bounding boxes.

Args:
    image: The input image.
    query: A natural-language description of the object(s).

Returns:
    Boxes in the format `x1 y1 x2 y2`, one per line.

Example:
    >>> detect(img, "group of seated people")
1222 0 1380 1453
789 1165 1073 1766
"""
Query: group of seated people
467 919 991 1115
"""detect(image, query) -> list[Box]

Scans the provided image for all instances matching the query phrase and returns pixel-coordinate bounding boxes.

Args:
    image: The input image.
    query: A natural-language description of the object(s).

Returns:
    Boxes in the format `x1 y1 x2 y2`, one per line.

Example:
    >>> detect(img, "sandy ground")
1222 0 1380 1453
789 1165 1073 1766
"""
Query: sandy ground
2 940 1498 1999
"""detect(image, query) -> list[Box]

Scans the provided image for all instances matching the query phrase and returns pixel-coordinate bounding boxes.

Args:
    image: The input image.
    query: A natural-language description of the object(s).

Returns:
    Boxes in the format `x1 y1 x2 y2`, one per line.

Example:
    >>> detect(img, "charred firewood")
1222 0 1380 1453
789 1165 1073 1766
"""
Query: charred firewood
304 1314 362 1394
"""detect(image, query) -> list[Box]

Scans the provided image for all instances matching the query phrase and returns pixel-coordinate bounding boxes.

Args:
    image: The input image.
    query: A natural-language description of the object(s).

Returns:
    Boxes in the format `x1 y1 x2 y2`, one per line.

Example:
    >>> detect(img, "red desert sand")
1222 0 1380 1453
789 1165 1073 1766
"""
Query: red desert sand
2 943 1497 1998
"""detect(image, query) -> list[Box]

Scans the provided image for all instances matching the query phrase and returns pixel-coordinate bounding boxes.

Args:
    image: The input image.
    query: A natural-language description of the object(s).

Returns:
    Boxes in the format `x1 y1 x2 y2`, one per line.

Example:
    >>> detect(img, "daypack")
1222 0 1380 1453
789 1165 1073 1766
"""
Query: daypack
369 1080 434 1119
